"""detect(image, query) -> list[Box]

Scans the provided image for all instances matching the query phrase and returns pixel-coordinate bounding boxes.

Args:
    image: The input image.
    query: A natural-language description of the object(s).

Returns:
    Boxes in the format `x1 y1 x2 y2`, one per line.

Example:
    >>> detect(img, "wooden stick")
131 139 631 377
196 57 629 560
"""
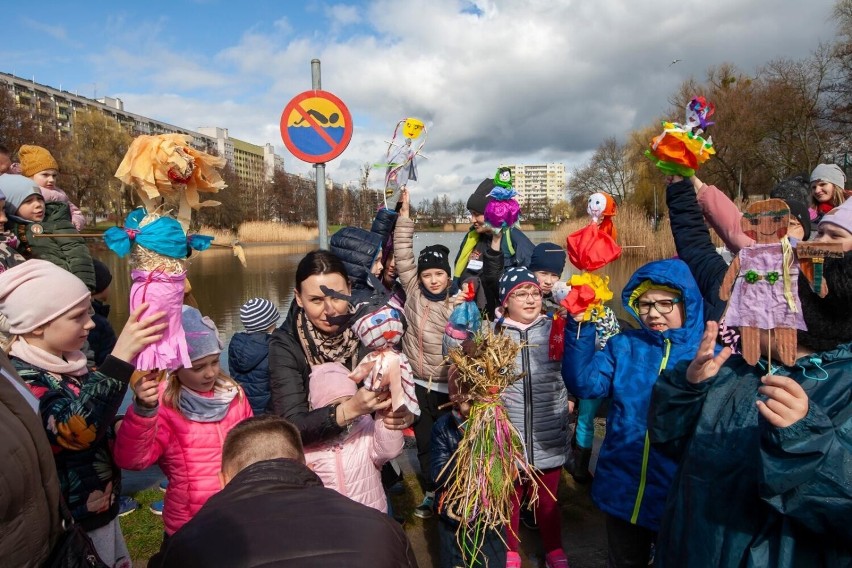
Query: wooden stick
31 233 105 238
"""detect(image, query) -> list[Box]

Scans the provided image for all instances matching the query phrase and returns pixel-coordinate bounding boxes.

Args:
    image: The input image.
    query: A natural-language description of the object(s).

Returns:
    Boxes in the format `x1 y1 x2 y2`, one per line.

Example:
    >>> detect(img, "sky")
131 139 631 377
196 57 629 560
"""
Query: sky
1 0 840 204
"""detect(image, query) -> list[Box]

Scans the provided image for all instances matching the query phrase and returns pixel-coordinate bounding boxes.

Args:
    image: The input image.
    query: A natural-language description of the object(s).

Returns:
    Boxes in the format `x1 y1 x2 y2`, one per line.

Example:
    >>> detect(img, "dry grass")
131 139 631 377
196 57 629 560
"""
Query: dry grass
550 203 676 259
199 222 319 244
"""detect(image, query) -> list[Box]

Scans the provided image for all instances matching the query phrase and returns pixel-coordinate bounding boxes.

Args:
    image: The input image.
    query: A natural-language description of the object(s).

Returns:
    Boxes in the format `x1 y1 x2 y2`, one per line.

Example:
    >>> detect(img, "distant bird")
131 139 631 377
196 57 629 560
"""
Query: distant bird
669 59 682 67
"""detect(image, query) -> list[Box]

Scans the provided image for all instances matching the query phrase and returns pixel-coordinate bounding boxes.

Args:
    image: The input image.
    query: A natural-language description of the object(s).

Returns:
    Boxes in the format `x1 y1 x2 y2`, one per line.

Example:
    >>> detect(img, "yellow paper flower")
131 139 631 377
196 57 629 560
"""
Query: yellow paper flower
568 273 614 321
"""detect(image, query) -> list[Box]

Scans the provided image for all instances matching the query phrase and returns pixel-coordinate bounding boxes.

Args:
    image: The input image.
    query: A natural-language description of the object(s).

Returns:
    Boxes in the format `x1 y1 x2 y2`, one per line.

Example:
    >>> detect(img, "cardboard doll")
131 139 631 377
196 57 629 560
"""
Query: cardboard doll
719 199 805 366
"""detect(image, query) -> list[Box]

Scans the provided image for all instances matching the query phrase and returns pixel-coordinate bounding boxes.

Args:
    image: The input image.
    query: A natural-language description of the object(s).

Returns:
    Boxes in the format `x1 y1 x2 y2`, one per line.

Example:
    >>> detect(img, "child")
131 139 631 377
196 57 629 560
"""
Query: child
0 174 95 290
18 144 87 231
529 241 567 314
89 259 117 368
114 306 253 538
562 259 705 568
432 367 507 568
0 181 25 273
496 267 570 568
228 297 281 415
303 362 403 512
0 259 166 566
393 188 460 519
650 205 852 566
809 163 846 223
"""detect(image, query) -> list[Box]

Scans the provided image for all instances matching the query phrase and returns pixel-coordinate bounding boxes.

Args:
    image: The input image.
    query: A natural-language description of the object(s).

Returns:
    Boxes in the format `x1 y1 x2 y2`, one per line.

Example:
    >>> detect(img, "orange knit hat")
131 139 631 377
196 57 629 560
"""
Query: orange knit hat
19 145 59 177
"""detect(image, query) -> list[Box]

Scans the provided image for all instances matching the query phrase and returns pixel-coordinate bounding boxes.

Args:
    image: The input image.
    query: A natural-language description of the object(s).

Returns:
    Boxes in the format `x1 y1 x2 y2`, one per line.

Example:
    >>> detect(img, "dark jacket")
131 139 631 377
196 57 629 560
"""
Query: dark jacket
13 354 134 531
650 343 852 568
268 310 349 447
329 227 384 303
228 331 272 415
0 353 62 567
8 201 96 290
665 179 729 322
88 299 117 368
454 227 533 317
151 458 419 568
431 411 464 515
562 259 705 531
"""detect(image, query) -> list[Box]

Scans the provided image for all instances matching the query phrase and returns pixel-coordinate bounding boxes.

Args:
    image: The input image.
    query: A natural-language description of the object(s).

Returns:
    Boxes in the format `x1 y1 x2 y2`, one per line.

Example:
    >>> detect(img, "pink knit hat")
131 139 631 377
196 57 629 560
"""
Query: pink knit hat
308 362 357 409
0 260 90 334
819 199 852 235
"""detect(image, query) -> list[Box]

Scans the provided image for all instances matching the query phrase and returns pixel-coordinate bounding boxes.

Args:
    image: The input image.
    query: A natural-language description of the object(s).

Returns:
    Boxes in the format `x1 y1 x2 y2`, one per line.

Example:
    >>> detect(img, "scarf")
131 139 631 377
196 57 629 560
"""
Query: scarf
178 379 238 422
10 337 88 377
454 229 480 276
418 280 459 302
296 309 360 367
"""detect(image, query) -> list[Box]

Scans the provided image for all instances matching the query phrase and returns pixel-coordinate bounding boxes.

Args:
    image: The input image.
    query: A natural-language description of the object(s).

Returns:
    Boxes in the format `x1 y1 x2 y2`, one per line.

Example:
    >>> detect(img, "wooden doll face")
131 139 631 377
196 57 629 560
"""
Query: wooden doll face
741 199 791 244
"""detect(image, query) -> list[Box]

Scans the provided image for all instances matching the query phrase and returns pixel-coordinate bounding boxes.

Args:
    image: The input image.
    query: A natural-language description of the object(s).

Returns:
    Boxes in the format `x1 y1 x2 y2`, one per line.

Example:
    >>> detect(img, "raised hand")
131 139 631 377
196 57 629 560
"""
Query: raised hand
756 375 809 428
686 321 731 384
132 373 160 409
399 188 410 218
111 303 168 364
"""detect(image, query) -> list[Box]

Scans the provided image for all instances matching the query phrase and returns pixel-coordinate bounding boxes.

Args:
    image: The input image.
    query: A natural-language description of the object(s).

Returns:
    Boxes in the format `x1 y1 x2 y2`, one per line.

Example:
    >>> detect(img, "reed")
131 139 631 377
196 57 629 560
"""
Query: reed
199 222 319 244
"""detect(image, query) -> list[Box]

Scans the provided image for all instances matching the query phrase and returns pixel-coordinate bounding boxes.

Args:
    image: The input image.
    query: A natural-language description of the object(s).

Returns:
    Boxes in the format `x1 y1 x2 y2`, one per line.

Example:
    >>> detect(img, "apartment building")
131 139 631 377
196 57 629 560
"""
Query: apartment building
505 163 567 203
1 72 281 187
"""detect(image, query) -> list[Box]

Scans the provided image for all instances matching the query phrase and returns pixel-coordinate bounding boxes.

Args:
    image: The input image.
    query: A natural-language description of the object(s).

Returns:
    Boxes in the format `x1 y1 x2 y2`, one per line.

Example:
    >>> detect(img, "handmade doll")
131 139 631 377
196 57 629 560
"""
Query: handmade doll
381 117 427 210
348 299 420 416
439 327 540 564
719 199 805 366
646 96 716 177
104 208 212 375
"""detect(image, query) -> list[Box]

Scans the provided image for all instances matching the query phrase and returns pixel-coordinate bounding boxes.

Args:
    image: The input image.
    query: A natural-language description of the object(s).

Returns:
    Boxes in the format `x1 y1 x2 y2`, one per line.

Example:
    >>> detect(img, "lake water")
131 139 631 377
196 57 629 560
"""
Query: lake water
93 230 646 373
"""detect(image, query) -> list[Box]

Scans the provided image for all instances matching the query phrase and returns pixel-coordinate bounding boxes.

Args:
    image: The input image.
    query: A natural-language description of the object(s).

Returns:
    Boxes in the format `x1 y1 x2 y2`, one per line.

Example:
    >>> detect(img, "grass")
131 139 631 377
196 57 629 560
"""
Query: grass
120 488 165 562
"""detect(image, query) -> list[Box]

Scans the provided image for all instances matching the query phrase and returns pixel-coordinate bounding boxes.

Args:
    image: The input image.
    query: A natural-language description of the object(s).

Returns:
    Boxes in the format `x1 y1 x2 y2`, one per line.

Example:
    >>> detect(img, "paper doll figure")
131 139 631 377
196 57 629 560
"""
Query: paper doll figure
587 192 618 241
381 117 427 210
104 208 213 376
348 302 419 416
719 199 805 366
645 95 716 177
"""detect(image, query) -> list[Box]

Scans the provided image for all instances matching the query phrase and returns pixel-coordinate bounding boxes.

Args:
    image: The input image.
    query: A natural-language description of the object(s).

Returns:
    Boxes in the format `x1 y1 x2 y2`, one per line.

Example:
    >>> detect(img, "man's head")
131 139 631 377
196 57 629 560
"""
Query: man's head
220 416 305 487
467 178 495 234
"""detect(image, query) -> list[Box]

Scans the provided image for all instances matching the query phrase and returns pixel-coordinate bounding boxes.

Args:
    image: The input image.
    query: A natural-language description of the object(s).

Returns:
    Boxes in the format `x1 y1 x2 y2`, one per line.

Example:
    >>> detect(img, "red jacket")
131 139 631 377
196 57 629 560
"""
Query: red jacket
114 381 253 534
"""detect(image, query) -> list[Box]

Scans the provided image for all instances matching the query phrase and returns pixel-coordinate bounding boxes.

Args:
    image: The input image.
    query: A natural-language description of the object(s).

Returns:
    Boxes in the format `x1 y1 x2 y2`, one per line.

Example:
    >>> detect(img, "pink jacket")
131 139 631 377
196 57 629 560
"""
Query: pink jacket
113 382 253 535
697 182 753 254
38 186 86 231
303 415 403 512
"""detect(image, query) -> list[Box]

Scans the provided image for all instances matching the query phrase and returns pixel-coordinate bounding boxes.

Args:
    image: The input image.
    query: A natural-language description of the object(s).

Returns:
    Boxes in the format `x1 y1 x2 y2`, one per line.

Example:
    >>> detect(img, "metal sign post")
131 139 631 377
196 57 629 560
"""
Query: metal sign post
312 60 328 249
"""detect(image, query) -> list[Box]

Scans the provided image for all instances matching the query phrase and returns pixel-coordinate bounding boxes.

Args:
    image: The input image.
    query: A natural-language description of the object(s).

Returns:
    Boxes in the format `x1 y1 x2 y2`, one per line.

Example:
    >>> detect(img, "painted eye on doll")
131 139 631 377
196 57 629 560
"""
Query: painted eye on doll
370 314 387 326
475 365 486 376
772 215 784 223
749 217 760 226
497 366 509 375
389 309 400 319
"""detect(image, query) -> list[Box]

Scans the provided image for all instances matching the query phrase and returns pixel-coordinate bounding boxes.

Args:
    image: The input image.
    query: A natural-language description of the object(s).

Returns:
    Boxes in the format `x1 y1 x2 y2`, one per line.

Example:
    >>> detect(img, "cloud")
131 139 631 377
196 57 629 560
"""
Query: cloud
62 0 838 201
20 17 82 48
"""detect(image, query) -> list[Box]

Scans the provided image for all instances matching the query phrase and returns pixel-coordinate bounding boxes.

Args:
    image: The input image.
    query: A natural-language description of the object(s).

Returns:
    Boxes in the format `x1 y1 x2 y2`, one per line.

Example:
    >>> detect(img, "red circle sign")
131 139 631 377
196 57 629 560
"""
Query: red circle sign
280 90 353 164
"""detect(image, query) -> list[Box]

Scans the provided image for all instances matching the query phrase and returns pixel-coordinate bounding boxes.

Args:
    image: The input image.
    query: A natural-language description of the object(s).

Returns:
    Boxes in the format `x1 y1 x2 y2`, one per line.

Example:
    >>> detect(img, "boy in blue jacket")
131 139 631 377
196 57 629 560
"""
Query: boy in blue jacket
228 298 281 415
562 259 704 568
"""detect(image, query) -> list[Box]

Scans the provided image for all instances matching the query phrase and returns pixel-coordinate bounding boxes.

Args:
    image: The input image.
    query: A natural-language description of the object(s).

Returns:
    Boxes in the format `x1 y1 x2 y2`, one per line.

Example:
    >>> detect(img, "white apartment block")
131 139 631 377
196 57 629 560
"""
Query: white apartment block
1 72 282 189
504 163 567 203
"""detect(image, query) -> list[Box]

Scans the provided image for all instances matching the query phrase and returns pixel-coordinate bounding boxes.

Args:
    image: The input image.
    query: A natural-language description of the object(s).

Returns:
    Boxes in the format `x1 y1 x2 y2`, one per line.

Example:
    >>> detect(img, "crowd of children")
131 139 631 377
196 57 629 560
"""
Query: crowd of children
0 141 850 568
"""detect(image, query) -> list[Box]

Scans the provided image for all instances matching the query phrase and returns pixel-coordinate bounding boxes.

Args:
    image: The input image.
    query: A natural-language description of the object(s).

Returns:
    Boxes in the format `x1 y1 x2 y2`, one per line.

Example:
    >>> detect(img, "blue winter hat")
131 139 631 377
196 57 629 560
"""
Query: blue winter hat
529 242 567 276
182 305 223 362
0 174 41 215
498 266 540 306
240 298 280 333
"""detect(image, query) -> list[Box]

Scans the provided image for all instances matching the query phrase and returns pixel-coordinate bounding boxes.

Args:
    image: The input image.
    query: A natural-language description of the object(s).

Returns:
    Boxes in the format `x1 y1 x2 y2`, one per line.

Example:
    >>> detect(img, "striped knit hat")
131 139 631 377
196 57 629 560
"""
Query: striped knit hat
240 298 281 333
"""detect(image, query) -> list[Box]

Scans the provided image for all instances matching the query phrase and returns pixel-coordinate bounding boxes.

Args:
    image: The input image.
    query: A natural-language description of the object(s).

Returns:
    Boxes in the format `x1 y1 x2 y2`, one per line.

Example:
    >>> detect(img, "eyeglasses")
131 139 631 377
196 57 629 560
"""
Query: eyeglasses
510 290 543 302
635 297 681 315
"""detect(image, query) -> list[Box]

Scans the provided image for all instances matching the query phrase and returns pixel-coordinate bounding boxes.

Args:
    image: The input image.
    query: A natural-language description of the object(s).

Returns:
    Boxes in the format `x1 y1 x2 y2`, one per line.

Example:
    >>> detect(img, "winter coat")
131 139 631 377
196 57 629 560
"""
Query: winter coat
13 354 133 531
394 216 453 384
150 458 419 568
330 226 384 303
113 380 253 535
562 258 705 532
38 185 86 231
8 201 95 290
88 299 116 368
0 233 25 273
453 224 535 290
268 310 354 446
497 315 569 470
228 331 272 415
666 179 729 322
0 353 62 567
650 344 852 567
431 411 463 521
303 415 403 512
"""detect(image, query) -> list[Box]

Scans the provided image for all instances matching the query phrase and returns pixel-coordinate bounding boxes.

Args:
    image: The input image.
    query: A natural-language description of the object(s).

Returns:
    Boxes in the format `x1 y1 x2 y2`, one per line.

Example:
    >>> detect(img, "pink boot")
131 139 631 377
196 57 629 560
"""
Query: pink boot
545 549 570 568
506 550 522 568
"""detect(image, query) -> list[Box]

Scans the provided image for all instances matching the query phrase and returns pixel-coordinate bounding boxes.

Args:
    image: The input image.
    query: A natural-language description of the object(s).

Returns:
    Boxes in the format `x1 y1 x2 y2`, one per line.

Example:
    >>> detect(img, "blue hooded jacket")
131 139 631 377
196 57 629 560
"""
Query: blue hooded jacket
228 331 272 415
562 258 704 531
